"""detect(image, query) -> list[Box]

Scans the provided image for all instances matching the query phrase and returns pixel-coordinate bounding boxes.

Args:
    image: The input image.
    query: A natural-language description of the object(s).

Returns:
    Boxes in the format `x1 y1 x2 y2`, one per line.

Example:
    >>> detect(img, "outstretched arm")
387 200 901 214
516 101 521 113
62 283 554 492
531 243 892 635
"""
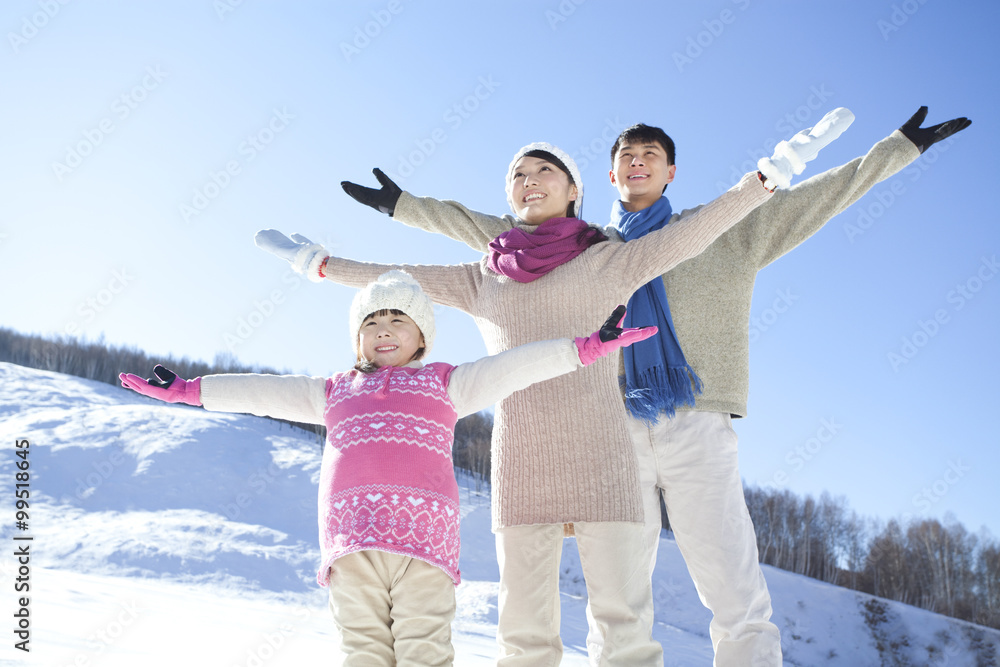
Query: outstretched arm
743 106 970 268
608 170 774 290
608 107 860 289
120 366 327 424
342 169 514 252
447 306 656 417
199 373 327 423
254 229 481 313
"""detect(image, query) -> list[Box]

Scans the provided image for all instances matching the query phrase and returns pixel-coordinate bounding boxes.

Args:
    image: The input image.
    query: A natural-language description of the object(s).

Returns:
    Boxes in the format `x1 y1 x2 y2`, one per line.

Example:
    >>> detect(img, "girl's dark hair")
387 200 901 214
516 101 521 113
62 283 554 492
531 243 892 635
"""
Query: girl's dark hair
522 149 578 218
353 308 425 373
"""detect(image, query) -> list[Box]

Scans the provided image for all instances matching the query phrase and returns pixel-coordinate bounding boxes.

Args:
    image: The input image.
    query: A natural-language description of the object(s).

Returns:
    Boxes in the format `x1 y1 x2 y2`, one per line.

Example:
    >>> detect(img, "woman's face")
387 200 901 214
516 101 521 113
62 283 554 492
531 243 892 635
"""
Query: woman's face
508 156 578 225
358 311 424 368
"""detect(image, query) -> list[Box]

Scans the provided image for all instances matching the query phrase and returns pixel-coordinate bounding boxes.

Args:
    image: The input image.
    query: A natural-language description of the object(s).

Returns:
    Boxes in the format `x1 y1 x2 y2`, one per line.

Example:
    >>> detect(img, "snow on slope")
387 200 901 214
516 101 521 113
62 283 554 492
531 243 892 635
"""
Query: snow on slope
1 362 997 666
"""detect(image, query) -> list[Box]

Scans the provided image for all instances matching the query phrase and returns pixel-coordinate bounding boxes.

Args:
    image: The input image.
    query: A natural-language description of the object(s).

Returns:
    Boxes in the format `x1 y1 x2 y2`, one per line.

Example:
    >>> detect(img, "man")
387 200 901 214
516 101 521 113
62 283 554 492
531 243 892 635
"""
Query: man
605 107 968 664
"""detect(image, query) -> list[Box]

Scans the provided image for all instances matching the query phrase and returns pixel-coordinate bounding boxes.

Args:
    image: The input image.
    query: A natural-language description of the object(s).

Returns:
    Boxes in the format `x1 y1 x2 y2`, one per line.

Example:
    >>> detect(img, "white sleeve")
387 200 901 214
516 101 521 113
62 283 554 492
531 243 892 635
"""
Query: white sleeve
446 339 581 418
200 374 328 425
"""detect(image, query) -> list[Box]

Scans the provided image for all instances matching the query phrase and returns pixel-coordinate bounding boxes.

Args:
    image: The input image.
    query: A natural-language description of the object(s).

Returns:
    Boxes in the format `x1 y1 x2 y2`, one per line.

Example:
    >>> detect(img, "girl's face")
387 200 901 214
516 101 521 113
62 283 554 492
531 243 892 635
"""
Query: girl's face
509 156 578 225
358 311 425 368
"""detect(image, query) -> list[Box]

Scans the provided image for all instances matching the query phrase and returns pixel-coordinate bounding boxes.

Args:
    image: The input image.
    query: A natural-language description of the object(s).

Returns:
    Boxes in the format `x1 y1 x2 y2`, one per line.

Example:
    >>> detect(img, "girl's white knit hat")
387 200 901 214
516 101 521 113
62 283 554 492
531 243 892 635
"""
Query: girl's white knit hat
349 270 436 358
505 142 584 220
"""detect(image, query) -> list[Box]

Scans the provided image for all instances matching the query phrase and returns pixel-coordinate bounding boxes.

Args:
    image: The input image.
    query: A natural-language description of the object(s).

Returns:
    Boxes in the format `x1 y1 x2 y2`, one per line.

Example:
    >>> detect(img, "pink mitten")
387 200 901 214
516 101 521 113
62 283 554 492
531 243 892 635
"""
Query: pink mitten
575 305 658 366
119 365 202 406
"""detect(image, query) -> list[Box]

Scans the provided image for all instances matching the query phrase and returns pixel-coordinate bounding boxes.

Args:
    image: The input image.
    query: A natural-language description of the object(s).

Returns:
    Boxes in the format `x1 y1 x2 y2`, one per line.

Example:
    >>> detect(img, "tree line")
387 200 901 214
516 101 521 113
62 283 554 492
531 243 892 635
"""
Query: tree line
742 485 1000 630
2 327 996 630
0 326 490 473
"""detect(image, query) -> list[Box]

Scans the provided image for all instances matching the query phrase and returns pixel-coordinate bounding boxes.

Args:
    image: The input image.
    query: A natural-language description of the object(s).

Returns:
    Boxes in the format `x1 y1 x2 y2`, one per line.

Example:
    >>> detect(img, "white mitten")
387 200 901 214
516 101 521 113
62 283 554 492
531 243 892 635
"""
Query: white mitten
254 229 328 282
758 107 855 190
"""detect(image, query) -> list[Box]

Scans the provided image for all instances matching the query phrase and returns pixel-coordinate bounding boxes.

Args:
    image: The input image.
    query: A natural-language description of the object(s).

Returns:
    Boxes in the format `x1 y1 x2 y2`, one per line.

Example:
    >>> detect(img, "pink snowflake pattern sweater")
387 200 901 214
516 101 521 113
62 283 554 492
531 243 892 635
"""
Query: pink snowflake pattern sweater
198 337 583 586
319 362 461 584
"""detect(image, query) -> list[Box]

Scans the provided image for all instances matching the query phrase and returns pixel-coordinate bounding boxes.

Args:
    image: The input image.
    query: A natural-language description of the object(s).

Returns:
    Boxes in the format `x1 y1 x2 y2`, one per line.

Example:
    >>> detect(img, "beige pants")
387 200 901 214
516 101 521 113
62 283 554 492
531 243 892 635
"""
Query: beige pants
495 521 662 666
630 410 782 666
327 550 456 666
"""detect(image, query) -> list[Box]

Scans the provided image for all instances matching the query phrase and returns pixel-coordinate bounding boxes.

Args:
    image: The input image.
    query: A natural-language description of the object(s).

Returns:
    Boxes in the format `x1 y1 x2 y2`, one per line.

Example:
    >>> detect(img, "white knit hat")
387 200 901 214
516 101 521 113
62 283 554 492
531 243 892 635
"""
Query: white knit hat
505 142 584 220
349 270 436 359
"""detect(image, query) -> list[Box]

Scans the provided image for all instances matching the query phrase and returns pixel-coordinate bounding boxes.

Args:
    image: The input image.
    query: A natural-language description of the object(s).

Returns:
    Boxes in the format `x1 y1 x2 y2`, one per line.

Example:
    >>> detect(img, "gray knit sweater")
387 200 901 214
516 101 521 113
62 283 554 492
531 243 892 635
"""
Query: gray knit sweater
389 131 919 419
321 172 771 528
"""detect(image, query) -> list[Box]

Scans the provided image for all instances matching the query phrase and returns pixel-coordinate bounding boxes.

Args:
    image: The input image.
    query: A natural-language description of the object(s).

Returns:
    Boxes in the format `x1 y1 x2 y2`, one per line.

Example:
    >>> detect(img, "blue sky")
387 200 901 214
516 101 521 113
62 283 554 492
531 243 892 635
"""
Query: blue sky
2 1 998 539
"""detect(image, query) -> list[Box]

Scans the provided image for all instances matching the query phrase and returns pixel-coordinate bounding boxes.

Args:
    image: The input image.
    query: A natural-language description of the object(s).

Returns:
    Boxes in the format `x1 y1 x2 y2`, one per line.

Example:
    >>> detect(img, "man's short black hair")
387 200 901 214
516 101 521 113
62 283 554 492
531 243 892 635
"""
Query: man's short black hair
610 124 676 167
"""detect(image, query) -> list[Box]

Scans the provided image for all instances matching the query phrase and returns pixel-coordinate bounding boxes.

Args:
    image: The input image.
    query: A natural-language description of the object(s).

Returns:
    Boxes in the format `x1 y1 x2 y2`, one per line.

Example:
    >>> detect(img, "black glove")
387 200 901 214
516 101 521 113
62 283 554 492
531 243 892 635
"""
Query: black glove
149 365 177 388
598 304 629 342
341 168 402 216
900 106 971 154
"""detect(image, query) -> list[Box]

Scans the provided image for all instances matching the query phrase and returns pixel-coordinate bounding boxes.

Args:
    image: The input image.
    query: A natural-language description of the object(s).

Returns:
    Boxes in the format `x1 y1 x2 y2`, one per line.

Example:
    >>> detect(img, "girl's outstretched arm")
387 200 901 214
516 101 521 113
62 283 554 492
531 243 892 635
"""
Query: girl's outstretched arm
120 365 326 424
447 306 656 417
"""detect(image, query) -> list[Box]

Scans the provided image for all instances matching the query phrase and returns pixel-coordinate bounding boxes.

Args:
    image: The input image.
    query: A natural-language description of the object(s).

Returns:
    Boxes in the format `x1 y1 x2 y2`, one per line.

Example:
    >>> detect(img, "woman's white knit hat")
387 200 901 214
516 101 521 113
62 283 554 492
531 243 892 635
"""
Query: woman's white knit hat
505 142 584 220
349 270 436 358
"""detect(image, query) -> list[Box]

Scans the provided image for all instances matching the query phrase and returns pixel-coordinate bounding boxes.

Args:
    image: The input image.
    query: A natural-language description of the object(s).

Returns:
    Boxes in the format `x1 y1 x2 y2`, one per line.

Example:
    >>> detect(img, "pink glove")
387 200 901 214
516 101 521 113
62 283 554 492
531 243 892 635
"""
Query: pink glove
119 365 202 406
575 305 658 366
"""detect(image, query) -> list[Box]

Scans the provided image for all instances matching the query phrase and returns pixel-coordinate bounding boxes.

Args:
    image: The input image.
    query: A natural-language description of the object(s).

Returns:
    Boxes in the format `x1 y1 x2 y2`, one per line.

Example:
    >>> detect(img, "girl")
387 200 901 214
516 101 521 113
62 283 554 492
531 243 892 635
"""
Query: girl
119 269 653 666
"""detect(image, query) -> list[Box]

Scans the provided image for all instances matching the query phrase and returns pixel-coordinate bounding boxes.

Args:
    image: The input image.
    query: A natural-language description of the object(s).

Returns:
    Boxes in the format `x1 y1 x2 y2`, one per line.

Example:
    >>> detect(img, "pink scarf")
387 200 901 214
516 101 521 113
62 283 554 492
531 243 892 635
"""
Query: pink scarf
487 217 607 283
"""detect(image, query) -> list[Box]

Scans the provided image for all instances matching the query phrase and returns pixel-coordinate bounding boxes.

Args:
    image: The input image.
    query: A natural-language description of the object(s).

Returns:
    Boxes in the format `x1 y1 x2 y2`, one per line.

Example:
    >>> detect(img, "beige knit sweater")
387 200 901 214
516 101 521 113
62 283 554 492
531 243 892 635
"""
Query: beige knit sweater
323 171 771 528
389 131 919 419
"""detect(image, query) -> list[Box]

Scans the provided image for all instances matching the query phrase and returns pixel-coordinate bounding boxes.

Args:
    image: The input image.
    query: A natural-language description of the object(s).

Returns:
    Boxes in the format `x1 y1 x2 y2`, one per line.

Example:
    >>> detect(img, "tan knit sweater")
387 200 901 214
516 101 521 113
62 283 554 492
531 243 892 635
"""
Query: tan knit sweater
389 131 919 419
323 172 771 529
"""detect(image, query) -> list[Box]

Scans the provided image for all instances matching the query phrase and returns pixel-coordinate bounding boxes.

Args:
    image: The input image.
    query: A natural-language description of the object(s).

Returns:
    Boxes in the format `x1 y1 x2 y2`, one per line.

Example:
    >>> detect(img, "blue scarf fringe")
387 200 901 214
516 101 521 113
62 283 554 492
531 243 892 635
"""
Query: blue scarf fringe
622 365 703 423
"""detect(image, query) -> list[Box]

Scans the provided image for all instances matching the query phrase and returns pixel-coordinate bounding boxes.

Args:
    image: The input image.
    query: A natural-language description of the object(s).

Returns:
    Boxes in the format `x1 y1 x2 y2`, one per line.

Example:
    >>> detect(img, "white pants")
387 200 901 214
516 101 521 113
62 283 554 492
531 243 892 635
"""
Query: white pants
327 550 456 666
629 410 782 666
495 521 662 667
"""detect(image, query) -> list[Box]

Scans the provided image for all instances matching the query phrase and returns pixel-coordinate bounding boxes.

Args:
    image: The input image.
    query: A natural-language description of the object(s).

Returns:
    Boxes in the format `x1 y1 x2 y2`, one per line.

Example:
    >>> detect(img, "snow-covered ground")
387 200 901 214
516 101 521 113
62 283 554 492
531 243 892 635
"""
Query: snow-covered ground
1 362 997 666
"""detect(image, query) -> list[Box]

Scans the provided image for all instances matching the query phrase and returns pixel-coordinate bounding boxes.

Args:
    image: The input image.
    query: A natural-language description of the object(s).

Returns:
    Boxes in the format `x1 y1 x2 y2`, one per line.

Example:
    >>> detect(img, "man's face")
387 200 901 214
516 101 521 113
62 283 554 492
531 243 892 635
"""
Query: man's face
609 141 676 210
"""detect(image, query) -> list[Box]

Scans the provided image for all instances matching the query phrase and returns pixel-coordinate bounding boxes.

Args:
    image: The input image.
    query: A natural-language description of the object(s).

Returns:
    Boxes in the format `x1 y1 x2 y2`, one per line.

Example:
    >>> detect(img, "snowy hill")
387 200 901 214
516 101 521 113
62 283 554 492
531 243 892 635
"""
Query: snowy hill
1 361 997 666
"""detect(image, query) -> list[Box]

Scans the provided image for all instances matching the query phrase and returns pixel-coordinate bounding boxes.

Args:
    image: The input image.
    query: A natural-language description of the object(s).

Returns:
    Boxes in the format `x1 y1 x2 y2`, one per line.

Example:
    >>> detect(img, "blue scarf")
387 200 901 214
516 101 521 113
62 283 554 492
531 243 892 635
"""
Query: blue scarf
611 196 702 422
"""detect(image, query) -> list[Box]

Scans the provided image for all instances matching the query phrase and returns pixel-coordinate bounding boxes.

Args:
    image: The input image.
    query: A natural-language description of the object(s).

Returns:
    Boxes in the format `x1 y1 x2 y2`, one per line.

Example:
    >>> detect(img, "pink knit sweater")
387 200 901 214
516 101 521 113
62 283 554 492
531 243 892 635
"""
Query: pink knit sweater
318 362 461 584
